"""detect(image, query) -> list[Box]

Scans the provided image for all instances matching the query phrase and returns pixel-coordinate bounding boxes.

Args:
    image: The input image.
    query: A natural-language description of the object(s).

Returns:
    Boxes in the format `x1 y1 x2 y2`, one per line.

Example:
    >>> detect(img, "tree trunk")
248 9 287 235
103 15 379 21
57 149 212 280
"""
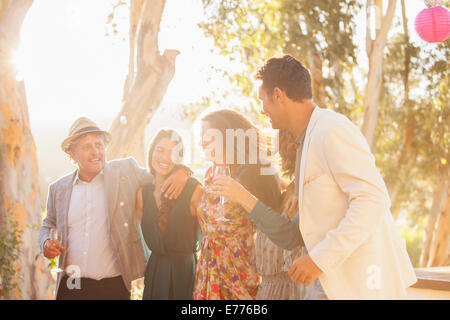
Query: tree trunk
428 186 449 267
387 0 417 220
361 0 396 149
0 0 53 299
107 0 179 166
388 135 417 219
419 168 450 267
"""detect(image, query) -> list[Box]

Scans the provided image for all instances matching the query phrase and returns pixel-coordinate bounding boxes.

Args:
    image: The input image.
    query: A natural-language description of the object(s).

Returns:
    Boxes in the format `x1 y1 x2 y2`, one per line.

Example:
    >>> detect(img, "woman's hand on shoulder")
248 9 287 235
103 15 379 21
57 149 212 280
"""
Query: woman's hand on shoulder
281 186 298 218
161 166 190 200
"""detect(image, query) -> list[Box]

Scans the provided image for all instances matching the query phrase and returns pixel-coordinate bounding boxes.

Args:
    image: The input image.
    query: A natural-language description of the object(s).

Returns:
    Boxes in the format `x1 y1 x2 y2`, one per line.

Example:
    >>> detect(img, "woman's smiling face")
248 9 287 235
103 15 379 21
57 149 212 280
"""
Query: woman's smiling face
151 137 178 177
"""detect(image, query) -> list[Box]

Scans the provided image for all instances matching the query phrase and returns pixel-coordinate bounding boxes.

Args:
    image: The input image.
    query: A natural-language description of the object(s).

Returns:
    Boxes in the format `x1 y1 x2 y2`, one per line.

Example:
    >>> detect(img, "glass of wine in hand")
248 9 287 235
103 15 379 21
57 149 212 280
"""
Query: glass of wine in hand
50 229 64 274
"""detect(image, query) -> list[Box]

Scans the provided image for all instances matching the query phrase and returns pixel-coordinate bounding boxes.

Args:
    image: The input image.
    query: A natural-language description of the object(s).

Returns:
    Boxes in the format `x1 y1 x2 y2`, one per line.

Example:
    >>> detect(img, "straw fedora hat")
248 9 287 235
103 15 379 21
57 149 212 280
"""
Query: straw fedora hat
61 117 112 153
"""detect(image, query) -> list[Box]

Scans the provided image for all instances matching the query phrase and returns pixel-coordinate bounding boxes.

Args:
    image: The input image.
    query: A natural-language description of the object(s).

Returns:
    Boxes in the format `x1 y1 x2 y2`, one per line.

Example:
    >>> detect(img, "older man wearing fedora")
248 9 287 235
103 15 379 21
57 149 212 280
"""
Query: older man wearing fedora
38 117 190 300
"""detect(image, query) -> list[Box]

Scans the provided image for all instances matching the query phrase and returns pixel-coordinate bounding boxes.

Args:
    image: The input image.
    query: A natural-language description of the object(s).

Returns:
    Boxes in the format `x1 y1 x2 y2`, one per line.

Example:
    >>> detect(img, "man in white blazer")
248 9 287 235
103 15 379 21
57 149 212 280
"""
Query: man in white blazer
211 55 417 299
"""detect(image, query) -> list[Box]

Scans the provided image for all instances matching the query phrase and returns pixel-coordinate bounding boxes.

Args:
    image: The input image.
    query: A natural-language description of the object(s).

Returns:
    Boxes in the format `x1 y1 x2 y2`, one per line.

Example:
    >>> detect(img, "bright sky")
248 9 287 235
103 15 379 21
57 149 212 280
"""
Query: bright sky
15 0 430 123
13 0 228 181
15 0 242 128
13 0 433 185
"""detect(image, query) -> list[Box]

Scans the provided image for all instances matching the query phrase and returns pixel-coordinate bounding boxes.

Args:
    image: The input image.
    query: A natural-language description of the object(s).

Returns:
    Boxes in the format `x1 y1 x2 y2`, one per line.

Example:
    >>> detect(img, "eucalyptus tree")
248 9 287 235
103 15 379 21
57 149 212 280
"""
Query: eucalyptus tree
0 0 53 299
106 0 180 165
0 0 181 299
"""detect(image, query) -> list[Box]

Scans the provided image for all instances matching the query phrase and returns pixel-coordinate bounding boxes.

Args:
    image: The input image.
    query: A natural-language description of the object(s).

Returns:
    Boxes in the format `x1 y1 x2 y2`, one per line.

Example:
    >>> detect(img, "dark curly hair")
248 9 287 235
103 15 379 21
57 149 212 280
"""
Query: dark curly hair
278 129 297 179
200 109 268 165
200 109 282 211
254 54 312 102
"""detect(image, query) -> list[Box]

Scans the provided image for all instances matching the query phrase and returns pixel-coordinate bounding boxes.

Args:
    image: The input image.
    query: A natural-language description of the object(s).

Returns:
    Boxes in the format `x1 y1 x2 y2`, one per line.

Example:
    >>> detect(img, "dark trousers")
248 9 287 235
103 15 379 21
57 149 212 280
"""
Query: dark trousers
56 275 130 300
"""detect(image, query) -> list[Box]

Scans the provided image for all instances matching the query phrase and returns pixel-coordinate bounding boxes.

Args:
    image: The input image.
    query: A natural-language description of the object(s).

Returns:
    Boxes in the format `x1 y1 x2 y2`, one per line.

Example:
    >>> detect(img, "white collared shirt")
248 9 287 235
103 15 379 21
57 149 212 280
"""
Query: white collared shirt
65 170 121 279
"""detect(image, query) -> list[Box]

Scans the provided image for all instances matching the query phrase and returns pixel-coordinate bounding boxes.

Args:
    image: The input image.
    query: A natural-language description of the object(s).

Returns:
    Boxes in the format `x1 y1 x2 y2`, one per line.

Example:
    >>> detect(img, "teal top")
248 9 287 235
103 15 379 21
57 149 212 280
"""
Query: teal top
141 177 201 300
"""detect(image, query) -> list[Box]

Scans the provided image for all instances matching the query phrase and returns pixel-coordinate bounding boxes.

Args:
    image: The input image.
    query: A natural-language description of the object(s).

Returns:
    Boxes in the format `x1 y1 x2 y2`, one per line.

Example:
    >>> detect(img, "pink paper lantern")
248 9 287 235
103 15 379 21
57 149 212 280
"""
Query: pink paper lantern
414 5 450 43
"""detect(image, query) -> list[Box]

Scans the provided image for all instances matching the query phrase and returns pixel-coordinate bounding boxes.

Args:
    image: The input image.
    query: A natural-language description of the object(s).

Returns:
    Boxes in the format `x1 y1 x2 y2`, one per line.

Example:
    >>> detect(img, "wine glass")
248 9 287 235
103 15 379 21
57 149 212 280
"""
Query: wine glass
214 165 231 222
50 229 64 274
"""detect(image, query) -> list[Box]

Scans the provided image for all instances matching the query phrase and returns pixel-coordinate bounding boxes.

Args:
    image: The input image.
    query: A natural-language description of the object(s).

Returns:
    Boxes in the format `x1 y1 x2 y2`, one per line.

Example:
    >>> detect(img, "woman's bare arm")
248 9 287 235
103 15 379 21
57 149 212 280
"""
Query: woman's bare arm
190 184 204 217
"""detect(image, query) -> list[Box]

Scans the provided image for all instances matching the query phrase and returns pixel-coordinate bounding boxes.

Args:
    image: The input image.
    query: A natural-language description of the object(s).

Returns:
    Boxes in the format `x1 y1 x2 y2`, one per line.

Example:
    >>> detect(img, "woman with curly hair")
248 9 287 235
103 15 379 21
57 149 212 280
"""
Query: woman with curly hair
194 109 303 300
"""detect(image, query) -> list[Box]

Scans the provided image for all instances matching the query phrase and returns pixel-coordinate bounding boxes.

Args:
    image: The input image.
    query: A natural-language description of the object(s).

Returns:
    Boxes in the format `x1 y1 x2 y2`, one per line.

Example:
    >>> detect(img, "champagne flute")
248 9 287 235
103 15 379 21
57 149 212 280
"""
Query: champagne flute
214 165 231 222
50 229 64 274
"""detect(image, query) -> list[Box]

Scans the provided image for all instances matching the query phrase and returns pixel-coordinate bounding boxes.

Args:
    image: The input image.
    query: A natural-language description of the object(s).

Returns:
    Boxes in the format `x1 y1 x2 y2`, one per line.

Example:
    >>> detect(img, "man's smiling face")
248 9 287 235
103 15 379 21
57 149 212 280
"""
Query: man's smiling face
68 133 106 177
258 85 286 130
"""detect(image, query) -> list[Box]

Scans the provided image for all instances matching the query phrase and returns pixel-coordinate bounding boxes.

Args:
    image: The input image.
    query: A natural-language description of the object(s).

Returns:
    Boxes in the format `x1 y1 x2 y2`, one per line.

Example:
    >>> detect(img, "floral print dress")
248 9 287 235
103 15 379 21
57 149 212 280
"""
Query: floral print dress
193 167 260 300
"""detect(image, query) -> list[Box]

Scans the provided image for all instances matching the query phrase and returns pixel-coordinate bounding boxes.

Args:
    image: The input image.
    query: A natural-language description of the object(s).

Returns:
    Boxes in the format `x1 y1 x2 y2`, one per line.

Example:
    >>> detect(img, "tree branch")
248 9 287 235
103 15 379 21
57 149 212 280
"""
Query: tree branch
136 0 166 73
0 0 33 63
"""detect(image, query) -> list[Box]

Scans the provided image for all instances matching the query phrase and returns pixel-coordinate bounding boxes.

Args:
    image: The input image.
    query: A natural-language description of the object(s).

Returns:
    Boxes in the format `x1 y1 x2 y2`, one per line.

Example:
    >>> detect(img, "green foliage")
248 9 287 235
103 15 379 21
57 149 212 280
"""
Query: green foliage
421 40 449 159
375 22 449 222
200 0 362 115
0 214 23 298
199 0 450 242
180 98 212 124
399 221 426 268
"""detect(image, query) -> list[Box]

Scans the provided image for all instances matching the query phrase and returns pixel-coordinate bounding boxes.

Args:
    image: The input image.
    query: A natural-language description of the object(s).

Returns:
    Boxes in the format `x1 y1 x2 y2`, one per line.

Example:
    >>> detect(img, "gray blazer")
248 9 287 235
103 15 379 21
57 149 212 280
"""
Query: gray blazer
38 157 152 298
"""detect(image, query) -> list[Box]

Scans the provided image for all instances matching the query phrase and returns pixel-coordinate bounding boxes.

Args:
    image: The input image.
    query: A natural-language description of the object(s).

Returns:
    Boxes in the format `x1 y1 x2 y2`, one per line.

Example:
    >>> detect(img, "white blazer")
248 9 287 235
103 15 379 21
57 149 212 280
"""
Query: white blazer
299 107 417 299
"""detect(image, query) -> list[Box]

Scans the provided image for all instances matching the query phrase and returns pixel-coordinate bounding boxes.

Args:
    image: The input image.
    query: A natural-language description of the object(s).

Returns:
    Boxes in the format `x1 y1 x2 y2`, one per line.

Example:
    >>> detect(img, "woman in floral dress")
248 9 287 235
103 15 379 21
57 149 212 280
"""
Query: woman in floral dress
209 127 307 300
194 109 282 300
194 166 260 299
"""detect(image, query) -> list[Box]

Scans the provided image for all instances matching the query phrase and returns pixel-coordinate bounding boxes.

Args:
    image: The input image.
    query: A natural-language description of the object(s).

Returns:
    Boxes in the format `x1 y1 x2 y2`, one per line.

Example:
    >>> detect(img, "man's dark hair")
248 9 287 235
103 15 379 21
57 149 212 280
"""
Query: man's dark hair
255 54 312 102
